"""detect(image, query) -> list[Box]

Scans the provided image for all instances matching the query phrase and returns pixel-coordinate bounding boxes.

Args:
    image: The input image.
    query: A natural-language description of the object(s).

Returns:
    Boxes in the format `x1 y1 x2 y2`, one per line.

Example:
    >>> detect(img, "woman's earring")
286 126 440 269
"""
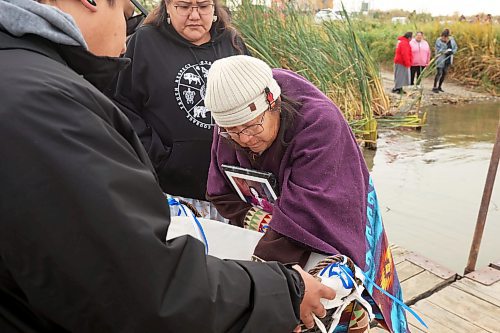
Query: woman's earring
212 15 218 22
167 15 171 24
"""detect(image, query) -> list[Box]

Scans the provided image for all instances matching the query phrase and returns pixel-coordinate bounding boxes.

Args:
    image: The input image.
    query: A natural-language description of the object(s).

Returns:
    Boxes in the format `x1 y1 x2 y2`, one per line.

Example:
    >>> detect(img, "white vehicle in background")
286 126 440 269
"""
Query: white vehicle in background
391 16 408 24
314 9 343 23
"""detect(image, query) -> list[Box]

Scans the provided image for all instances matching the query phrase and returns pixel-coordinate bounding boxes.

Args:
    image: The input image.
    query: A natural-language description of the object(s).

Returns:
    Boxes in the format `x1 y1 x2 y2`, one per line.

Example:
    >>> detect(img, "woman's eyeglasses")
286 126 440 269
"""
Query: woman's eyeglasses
173 3 215 16
218 112 266 140
127 0 148 36
218 88 280 141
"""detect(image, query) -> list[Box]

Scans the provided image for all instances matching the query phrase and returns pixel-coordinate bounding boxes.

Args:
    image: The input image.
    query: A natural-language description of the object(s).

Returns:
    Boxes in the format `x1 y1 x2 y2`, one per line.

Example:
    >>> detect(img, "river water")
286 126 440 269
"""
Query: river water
363 102 500 273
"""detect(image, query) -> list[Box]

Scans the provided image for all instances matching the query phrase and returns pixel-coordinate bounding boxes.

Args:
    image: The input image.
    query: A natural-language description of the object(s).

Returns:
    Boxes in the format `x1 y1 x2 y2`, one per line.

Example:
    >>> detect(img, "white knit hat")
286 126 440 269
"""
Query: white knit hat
204 55 281 128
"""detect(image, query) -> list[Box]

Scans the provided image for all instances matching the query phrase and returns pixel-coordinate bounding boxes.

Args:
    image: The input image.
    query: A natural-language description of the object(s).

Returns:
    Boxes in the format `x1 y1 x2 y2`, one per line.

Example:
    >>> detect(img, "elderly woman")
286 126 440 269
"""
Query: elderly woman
205 56 409 333
112 0 248 220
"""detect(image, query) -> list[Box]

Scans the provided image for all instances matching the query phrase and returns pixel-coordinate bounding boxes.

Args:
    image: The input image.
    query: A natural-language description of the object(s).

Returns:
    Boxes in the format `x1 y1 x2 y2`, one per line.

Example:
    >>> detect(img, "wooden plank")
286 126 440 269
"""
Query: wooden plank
426 285 500 333
396 260 424 283
405 251 457 280
390 244 409 264
411 299 490 333
407 305 455 333
409 316 453 333
408 323 426 333
401 270 451 304
370 324 425 333
453 278 500 307
465 266 500 285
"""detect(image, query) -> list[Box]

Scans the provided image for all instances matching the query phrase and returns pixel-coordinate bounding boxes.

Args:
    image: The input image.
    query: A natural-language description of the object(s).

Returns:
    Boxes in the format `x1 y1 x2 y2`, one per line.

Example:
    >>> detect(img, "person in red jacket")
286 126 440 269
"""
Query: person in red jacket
392 32 413 94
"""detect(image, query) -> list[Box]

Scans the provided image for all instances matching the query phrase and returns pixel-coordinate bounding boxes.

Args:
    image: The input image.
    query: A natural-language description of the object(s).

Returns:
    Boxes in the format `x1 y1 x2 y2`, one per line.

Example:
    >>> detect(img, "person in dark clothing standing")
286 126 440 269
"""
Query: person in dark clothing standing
432 29 458 93
0 1 335 332
112 0 249 220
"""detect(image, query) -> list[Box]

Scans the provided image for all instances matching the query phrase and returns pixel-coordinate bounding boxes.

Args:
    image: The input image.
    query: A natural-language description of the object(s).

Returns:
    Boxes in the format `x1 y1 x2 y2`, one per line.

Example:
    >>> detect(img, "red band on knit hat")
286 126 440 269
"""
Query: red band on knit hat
264 87 275 109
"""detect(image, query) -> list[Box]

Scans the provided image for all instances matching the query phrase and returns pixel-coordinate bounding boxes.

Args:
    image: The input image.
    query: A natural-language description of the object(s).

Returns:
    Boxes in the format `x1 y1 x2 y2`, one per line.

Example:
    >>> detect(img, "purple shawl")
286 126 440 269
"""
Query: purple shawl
207 69 369 267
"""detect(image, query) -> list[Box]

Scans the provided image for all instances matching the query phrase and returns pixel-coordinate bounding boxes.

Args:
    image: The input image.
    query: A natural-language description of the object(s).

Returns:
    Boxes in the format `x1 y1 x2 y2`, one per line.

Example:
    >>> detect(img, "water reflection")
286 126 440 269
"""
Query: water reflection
422 105 498 152
365 103 499 273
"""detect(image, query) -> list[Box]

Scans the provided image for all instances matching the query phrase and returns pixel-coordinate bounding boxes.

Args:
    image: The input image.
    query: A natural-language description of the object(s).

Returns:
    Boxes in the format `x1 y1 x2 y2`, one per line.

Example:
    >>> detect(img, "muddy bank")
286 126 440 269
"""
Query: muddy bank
380 70 499 110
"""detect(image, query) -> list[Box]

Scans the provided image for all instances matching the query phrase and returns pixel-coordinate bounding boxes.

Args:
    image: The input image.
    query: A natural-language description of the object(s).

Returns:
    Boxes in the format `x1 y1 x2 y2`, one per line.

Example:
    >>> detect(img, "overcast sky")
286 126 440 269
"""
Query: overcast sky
341 0 500 16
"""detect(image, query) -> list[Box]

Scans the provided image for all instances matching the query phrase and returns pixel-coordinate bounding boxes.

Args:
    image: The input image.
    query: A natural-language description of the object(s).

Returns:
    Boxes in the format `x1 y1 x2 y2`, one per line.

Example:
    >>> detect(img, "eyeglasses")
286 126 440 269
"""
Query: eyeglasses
127 0 148 36
218 112 266 140
173 2 215 16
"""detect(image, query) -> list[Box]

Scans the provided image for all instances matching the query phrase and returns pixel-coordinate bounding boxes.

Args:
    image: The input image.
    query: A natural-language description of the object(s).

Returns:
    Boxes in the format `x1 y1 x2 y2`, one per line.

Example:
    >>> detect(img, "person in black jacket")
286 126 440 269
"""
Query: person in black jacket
0 0 334 332
112 0 249 220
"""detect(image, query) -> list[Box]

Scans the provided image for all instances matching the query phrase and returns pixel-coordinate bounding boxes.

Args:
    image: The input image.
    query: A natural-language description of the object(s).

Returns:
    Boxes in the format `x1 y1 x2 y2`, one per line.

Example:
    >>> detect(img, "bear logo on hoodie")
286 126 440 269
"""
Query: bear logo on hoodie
174 61 214 130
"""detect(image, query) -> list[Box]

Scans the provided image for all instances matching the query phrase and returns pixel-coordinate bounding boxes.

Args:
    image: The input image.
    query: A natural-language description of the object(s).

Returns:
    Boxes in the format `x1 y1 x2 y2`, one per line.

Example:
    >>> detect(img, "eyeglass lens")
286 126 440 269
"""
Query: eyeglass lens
174 3 215 16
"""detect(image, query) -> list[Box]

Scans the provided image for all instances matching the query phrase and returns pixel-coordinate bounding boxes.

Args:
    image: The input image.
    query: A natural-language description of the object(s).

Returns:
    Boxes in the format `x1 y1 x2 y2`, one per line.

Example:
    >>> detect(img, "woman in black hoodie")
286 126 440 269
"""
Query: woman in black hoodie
112 0 249 218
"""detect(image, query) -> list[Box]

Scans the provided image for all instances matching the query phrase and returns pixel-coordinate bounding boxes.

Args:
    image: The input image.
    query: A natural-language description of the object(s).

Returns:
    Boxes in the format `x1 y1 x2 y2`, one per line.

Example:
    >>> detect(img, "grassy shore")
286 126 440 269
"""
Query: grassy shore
137 2 500 143
232 4 396 143
358 20 500 95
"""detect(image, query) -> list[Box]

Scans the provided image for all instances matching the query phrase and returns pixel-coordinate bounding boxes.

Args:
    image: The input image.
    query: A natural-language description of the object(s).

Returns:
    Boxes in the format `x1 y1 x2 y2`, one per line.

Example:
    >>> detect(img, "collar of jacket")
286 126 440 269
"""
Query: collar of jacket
0 29 130 91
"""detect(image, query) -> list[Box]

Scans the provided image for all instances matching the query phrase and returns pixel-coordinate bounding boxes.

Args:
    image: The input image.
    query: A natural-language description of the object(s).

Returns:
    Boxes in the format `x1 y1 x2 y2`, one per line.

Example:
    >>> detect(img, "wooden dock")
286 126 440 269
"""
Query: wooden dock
371 245 500 333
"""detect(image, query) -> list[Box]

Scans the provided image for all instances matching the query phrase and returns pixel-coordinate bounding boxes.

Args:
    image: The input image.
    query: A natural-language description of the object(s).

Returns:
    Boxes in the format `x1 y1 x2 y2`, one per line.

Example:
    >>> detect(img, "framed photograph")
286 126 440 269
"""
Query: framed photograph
221 164 279 213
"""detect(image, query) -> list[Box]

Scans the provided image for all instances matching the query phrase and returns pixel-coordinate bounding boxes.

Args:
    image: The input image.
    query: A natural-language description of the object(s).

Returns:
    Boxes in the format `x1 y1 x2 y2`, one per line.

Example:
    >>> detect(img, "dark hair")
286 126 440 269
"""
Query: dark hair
441 29 450 37
403 31 413 39
143 0 244 52
416 31 424 35
277 94 301 146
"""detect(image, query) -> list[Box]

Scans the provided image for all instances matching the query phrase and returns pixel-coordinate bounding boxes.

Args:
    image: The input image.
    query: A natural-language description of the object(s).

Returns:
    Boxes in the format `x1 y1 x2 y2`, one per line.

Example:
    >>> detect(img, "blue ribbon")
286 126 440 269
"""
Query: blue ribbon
320 259 428 329
167 198 209 255
319 262 355 289
361 272 428 329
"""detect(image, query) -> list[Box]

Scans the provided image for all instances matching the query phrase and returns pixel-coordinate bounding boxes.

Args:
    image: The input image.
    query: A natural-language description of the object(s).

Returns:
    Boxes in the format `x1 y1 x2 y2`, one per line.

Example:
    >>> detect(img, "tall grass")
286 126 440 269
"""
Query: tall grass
448 22 499 94
359 20 500 95
137 1 426 143
139 0 158 11
232 3 392 143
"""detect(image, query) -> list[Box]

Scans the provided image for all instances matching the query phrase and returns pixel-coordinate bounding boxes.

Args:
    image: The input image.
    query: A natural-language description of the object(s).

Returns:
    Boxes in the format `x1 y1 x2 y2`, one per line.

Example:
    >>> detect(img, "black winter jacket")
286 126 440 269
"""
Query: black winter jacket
112 23 249 200
0 30 301 333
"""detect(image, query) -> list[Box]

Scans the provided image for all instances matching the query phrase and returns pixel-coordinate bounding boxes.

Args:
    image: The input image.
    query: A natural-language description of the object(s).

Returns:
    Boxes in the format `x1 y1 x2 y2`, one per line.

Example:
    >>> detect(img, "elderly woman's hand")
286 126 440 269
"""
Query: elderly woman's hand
292 265 336 332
